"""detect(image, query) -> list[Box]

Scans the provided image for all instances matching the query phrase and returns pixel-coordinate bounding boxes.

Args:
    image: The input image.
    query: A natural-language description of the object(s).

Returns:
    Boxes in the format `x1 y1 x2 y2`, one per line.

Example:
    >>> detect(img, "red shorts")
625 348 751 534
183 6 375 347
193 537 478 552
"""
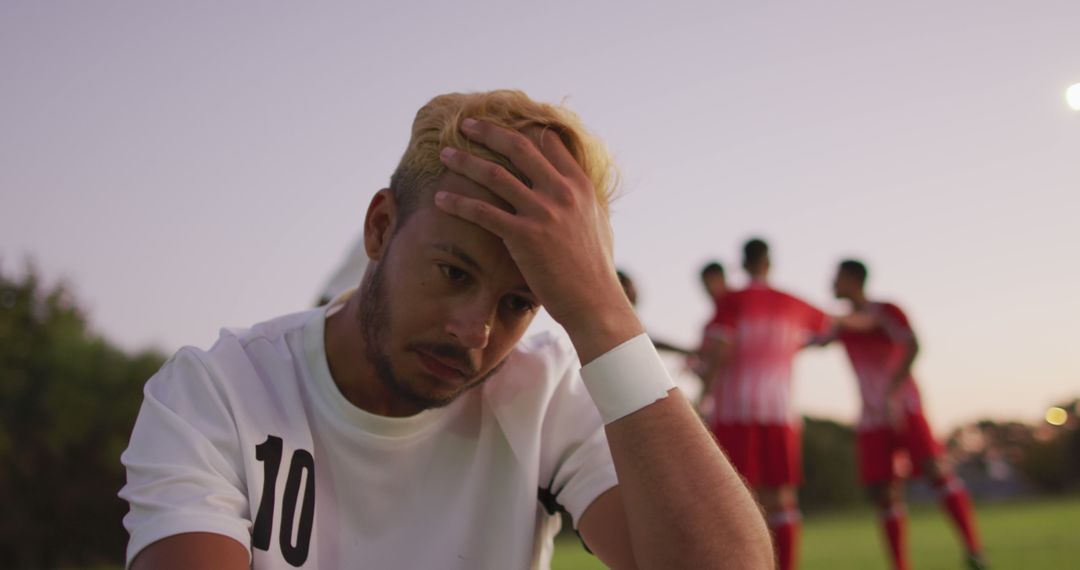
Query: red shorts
857 411 943 485
711 421 802 487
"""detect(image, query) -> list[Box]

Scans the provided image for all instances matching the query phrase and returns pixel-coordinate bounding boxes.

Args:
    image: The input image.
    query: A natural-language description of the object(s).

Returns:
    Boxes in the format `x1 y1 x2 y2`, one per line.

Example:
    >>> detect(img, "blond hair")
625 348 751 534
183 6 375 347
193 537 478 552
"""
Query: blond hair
389 90 617 218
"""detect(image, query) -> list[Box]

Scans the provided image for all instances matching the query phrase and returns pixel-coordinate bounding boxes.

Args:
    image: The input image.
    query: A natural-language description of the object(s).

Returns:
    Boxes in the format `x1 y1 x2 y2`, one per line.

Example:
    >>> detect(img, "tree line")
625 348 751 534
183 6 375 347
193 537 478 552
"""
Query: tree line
2 264 1076 567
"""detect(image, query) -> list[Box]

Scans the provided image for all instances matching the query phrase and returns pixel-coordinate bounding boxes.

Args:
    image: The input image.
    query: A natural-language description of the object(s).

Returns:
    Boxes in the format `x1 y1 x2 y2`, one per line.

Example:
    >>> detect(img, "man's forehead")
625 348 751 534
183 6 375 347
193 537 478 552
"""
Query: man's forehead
409 173 527 286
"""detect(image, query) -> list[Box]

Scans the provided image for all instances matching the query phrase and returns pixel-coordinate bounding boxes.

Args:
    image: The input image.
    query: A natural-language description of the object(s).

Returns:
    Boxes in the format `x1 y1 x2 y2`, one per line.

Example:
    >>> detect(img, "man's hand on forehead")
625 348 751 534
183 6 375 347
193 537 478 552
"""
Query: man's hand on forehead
434 118 641 362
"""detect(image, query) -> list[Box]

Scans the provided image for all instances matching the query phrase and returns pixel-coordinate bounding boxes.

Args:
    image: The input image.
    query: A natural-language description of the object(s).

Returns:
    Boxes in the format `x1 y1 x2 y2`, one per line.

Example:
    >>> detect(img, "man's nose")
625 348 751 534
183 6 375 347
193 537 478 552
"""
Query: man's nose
445 304 494 350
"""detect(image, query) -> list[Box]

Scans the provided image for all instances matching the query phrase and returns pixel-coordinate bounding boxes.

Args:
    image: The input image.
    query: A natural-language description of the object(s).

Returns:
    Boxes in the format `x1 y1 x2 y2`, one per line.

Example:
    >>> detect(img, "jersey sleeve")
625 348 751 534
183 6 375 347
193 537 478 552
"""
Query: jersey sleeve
705 296 736 342
537 353 619 529
118 348 252 567
803 299 832 336
878 303 915 342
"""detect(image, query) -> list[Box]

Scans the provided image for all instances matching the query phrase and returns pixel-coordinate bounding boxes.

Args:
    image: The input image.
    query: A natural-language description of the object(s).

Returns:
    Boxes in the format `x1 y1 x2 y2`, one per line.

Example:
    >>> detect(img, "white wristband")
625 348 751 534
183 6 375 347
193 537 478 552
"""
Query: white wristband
580 333 676 424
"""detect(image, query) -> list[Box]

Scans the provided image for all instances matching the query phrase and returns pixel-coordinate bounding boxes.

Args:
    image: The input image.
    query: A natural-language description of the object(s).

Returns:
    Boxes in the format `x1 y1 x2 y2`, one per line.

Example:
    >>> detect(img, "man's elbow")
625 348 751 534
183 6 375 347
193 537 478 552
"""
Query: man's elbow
720 526 775 569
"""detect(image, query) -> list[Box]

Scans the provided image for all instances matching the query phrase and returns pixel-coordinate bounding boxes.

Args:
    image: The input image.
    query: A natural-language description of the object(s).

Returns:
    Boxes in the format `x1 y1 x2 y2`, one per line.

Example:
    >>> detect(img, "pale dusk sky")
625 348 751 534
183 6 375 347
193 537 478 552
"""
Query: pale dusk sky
2 1 1078 432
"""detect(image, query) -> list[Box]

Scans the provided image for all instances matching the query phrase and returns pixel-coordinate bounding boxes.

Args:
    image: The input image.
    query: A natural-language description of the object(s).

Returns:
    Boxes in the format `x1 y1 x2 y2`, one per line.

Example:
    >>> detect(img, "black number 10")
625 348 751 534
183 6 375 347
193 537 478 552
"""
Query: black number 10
252 435 316 567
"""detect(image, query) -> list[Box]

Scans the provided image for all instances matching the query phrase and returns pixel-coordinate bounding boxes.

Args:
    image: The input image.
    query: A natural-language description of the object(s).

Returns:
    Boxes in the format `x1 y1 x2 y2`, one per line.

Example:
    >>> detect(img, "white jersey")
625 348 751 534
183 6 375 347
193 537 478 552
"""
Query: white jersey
120 301 617 569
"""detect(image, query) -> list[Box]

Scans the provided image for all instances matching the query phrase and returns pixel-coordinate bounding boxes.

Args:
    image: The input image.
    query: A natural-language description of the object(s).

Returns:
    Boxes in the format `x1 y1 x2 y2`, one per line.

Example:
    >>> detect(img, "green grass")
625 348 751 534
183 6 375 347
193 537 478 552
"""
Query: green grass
552 496 1080 569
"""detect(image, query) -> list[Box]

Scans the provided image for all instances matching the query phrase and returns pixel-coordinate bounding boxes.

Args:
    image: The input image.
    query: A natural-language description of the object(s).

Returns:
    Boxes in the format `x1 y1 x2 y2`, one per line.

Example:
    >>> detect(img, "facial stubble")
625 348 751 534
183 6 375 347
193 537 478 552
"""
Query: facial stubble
357 257 508 412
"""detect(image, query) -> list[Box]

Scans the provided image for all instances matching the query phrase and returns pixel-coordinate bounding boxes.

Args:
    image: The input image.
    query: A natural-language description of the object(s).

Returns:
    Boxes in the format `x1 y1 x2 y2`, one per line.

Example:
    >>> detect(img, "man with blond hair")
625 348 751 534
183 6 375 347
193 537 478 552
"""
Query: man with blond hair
120 90 772 569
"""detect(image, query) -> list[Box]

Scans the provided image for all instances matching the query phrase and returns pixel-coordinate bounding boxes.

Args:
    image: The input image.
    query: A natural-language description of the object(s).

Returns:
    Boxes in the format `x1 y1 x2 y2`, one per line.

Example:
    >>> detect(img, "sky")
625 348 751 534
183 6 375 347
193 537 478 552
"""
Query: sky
2 1 1078 432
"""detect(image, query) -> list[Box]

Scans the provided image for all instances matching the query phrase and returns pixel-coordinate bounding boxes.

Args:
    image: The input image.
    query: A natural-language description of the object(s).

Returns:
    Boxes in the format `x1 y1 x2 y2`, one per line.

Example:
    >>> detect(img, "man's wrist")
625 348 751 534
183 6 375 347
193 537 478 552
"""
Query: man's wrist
560 302 644 365
580 333 677 424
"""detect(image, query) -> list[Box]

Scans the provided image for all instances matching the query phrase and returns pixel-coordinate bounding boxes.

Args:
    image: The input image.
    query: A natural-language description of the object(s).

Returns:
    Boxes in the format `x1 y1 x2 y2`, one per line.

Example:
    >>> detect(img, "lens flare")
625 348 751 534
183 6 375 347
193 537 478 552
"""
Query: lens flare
1067 83 1080 111
1045 406 1068 426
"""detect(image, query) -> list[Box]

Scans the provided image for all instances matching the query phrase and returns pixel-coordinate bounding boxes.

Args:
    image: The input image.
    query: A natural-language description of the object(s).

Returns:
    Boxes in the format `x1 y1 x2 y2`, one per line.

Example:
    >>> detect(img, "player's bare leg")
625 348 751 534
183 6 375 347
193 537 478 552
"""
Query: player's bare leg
922 458 987 568
758 485 800 570
869 481 909 570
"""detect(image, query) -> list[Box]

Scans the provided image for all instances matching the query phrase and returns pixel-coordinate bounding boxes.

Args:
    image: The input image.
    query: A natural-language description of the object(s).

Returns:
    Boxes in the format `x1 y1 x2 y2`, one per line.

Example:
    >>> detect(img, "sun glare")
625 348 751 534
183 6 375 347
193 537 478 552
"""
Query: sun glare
1045 406 1068 426
1067 83 1080 111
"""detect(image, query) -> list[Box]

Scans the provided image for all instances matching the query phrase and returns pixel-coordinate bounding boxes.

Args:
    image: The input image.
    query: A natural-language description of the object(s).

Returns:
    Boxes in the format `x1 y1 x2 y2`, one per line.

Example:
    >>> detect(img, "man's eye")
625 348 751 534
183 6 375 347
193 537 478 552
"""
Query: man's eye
439 264 469 283
504 295 537 313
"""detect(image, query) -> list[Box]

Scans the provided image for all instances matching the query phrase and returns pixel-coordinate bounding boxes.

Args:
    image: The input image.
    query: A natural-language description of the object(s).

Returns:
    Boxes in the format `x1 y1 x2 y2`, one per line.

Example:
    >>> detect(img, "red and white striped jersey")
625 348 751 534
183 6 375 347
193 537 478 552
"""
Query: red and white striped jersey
707 282 830 425
836 302 924 430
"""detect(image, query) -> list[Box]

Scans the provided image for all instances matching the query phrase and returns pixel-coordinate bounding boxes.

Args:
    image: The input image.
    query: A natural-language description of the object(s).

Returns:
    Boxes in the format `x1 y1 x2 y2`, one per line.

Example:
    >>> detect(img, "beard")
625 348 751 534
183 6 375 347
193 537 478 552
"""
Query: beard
357 258 507 412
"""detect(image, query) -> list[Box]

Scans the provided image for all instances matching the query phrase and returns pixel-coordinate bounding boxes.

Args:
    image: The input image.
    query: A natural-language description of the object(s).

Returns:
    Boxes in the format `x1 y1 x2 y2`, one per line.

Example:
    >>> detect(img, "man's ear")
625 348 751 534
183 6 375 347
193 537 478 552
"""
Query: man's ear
364 189 398 262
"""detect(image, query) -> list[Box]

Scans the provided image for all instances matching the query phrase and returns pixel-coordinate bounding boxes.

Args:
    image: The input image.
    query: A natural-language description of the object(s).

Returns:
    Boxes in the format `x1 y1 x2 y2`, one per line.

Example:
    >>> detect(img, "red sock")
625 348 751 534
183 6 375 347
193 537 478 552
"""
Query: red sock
880 505 910 570
769 509 801 570
937 477 982 554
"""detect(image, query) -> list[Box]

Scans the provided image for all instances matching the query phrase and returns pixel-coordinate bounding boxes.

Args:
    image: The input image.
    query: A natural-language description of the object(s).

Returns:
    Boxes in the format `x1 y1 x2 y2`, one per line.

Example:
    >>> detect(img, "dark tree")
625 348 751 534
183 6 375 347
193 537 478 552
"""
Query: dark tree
801 416 862 511
0 264 164 568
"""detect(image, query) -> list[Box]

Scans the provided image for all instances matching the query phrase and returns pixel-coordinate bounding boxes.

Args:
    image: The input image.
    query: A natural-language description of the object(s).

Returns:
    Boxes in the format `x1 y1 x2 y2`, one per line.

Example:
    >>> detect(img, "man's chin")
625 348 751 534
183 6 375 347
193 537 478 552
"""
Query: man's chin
383 359 507 412
389 374 475 411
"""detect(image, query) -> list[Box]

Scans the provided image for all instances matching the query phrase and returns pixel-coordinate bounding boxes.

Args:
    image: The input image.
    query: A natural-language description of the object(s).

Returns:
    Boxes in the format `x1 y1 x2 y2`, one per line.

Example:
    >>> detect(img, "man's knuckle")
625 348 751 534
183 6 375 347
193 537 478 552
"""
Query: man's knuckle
484 163 504 181
536 203 558 223
466 199 488 216
508 135 532 155
491 167 514 187
551 184 576 206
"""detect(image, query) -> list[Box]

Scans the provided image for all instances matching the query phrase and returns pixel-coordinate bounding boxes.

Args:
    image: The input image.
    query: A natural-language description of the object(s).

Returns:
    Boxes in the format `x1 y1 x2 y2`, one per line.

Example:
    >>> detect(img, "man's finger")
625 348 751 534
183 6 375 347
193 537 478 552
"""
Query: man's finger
460 118 563 190
533 127 587 182
440 147 533 213
433 190 519 239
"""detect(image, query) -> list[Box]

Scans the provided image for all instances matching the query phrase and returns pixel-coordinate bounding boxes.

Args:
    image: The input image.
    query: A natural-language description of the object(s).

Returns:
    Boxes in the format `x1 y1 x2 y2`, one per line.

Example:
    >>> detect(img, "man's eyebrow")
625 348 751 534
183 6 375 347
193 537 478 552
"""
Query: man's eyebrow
431 243 483 273
431 242 535 298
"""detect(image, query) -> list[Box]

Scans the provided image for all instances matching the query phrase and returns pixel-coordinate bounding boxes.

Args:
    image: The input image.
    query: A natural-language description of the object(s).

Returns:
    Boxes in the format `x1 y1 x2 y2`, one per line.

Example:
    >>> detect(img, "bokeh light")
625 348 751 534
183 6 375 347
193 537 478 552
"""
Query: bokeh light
1067 83 1080 111
1045 406 1068 426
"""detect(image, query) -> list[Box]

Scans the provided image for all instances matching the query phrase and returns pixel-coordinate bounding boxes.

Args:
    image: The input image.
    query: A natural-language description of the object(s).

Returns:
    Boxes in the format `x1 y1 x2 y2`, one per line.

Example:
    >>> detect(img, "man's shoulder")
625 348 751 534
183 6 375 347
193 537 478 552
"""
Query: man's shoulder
871 301 913 332
765 286 805 304
147 309 319 404
481 329 580 404
872 300 905 314
506 329 580 375
717 287 752 306
216 308 320 352
736 283 790 299
739 285 813 311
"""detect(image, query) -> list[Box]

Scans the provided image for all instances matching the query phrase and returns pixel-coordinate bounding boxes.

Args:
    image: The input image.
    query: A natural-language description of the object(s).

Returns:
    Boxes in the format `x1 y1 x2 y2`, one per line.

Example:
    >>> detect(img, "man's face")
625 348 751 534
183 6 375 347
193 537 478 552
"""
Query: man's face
833 269 857 300
360 172 539 411
703 272 726 299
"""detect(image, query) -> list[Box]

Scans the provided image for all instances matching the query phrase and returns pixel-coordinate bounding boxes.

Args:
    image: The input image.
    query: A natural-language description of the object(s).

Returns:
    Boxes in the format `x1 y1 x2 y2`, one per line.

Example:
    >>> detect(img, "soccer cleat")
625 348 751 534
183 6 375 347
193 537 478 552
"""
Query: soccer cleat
966 553 989 570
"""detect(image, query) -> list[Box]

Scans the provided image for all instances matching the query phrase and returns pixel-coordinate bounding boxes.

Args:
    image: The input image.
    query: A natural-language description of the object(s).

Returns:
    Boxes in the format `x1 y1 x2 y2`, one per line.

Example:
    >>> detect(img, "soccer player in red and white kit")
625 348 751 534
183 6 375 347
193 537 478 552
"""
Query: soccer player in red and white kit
828 259 986 570
700 239 830 570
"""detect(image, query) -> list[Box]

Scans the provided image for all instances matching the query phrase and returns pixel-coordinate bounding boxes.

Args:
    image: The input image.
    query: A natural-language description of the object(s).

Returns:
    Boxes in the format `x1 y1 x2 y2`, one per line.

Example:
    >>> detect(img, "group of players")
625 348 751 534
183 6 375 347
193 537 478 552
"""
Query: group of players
622 238 987 570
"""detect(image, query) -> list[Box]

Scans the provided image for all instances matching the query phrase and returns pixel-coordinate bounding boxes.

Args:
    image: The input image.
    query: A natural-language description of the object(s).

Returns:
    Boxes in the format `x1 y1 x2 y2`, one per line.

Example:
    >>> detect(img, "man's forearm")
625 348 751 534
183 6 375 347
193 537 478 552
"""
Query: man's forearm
697 339 729 397
890 341 919 393
651 338 691 355
604 389 773 569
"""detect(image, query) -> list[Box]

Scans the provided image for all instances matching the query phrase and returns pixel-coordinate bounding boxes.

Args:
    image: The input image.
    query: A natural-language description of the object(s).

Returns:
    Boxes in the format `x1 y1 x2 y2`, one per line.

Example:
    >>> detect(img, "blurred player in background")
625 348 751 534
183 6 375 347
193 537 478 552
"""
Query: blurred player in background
700 239 831 570
617 269 703 402
825 259 986 570
693 261 728 415
701 261 727 302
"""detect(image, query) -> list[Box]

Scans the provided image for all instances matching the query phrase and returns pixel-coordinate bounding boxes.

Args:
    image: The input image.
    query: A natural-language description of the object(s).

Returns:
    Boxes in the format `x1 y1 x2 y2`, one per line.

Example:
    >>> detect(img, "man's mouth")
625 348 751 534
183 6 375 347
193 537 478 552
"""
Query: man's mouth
413 349 473 384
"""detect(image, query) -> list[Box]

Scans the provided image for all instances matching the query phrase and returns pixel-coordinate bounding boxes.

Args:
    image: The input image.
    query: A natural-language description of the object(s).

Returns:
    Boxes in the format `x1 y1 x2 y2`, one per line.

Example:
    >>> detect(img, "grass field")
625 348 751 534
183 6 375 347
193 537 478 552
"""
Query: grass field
551 497 1080 569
